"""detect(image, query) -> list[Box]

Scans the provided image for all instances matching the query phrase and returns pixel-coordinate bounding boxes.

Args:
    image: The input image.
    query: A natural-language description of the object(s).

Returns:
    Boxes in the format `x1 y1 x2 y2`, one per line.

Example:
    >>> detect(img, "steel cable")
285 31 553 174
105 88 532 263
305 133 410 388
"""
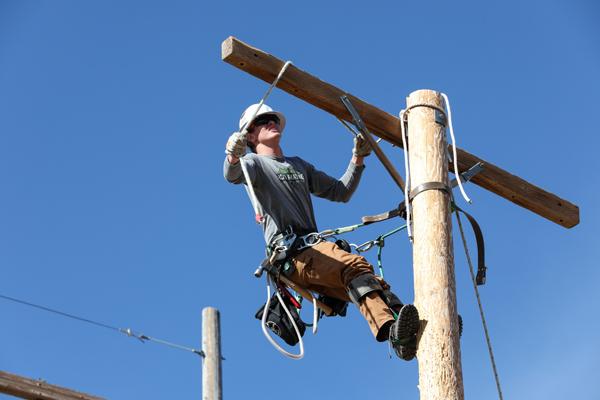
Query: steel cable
454 211 504 400
0 293 204 357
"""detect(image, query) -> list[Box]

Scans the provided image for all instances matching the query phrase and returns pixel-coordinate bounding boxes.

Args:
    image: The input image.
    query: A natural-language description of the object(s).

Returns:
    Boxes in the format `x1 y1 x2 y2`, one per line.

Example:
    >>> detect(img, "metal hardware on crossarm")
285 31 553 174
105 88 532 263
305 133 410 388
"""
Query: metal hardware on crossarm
340 95 406 192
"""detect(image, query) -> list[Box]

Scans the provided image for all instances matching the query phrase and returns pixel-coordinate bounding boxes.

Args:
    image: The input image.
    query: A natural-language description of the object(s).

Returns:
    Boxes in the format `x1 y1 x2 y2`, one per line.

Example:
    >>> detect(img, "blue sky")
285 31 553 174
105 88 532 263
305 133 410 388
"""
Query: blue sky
1 1 599 399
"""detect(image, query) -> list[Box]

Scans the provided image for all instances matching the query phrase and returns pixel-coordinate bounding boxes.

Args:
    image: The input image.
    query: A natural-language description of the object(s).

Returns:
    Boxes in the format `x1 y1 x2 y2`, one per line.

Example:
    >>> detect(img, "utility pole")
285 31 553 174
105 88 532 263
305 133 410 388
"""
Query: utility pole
407 90 463 399
202 307 222 400
221 36 579 399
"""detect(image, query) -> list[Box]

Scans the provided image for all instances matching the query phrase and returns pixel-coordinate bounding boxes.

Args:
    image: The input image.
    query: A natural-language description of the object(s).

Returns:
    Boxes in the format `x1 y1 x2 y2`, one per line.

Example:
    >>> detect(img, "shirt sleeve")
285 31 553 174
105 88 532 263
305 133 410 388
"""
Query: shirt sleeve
223 155 257 184
305 160 365 203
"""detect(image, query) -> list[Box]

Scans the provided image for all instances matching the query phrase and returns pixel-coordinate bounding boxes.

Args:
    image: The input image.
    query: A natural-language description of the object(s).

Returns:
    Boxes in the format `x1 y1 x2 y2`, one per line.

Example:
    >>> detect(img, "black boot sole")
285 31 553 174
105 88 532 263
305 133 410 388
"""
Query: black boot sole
391 304 420 361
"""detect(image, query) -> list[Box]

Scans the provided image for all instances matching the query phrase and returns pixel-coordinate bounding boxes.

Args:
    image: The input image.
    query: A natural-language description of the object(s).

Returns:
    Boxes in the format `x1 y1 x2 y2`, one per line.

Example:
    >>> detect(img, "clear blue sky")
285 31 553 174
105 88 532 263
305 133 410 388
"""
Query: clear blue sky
1 1 599 399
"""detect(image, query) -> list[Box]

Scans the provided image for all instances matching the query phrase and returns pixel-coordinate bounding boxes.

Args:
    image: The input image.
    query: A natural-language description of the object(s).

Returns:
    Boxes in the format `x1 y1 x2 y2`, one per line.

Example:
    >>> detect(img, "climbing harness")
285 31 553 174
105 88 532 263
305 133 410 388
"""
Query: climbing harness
253 226 332 359
238 61 293 224
252 167 487 359
253 216 413 359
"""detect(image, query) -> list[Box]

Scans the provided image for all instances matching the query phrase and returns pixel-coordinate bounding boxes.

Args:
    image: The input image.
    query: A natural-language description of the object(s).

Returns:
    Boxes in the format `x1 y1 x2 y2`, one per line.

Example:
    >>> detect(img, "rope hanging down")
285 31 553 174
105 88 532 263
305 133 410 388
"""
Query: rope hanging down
454 209 503 400
0 293 205 358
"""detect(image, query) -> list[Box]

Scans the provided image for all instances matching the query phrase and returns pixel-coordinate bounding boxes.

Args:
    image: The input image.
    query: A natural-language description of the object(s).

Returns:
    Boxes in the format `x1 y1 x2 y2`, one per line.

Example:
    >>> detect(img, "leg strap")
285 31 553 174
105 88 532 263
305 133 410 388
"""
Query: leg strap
382 289 403 311
347 274 383 305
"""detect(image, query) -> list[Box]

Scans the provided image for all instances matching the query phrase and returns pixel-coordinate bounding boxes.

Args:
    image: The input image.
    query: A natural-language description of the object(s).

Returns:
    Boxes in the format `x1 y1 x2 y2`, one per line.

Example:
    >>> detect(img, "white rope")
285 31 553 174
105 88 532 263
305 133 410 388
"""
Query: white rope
454 209 503 400
399 109 413 242
312 297 318 335
239 61 293 223
239 159 262 223
441 93 471 204
260 274 304 360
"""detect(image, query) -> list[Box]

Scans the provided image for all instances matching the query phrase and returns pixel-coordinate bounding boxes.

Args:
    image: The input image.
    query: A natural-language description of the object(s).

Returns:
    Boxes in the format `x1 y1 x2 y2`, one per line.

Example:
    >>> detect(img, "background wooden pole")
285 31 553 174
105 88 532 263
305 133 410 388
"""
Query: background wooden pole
406 90 464 400
202 307 222 400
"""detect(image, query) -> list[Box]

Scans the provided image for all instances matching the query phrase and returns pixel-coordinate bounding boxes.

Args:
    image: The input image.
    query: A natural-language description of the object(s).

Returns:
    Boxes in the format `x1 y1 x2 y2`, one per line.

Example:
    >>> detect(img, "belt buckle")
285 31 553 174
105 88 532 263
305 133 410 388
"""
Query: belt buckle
272 232 297 261
299 232 320 250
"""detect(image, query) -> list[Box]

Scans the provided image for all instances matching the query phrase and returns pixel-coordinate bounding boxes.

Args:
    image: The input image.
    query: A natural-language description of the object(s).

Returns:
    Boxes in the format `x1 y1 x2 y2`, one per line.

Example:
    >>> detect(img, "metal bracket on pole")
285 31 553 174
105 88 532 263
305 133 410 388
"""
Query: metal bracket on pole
434 109 447 126
340 95 406 192
450 162 484 188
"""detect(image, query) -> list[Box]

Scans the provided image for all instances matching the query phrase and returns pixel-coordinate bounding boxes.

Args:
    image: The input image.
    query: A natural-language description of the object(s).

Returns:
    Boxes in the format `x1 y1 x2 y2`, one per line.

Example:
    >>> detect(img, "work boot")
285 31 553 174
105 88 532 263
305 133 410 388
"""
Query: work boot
389 304 420 361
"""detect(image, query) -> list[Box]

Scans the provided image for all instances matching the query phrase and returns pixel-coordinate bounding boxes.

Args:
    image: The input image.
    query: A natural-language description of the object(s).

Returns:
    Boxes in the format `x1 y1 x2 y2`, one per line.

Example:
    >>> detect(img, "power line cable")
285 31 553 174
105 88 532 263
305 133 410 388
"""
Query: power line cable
0 293 205 358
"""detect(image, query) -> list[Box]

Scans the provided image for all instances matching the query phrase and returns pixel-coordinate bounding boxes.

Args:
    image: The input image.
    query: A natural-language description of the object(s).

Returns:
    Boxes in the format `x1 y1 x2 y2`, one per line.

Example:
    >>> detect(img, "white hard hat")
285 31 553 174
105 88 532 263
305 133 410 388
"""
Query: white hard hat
239 103 286 133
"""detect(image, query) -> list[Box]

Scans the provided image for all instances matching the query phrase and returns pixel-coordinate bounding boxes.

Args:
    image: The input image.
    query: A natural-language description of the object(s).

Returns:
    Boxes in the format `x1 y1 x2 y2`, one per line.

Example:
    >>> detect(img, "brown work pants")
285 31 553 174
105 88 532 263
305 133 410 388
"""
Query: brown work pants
288 241 396 341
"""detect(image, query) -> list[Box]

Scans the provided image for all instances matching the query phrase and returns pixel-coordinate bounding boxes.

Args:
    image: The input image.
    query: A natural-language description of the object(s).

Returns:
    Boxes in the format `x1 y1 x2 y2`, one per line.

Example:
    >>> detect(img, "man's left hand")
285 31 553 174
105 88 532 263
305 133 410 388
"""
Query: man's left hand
353 135 372 157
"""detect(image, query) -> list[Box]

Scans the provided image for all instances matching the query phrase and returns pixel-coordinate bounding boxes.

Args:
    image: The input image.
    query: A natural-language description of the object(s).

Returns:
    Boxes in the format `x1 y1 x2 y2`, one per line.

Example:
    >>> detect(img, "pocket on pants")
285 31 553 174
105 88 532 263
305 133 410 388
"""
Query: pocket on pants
291 251 315 285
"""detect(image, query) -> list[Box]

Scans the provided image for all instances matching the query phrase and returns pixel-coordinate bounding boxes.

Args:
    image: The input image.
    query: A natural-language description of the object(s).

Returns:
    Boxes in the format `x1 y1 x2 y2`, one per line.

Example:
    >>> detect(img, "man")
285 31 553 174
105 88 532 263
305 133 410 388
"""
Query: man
223 103 420 360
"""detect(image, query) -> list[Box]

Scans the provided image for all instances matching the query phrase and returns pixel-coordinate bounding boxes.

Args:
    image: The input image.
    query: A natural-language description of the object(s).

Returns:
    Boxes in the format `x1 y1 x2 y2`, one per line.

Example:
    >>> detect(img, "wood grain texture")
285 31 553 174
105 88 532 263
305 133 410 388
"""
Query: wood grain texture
0 370 104 400
408 90 464 400
222 36 579 228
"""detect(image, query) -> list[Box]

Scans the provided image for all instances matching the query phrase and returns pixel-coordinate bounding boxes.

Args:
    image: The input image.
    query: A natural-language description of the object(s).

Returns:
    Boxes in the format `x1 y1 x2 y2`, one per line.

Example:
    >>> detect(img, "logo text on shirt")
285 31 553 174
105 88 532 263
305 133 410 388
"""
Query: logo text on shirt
277 166 305 182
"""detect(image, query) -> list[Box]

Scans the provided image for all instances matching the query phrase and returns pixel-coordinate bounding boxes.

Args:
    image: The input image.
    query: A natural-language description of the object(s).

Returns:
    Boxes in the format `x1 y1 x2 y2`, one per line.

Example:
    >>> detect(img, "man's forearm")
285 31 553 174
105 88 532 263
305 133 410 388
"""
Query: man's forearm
352 155 364 166
224 154 244 183
227 154 240 164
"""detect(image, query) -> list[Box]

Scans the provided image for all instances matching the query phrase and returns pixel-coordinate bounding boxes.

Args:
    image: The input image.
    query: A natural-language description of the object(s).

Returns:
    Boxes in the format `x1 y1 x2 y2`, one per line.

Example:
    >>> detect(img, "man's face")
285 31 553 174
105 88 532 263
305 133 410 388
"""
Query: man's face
247 114 282 147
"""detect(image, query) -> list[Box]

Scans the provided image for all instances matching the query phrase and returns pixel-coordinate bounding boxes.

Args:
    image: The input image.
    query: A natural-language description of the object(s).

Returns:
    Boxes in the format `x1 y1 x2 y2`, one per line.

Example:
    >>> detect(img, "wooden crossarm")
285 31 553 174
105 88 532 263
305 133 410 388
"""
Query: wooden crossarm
221 36 579 228
0 370 104 400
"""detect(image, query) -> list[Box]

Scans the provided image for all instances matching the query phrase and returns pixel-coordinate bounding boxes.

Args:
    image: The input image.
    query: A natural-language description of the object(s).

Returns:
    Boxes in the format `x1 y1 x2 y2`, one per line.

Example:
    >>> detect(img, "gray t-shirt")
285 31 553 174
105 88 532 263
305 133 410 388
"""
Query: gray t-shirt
224 153 365 244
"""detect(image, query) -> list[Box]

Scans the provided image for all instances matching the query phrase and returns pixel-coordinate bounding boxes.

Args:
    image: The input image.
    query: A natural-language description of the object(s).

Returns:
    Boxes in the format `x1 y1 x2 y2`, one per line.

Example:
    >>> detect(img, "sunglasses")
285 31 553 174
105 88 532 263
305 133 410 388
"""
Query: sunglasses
252 114 280 128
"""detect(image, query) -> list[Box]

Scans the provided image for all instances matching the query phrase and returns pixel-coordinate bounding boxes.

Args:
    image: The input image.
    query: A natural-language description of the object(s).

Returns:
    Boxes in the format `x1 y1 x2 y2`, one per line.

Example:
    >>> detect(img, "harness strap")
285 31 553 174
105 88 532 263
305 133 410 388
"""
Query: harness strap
409 181 451 202
359 201 487 285
453 204 487 285
361 201 406 225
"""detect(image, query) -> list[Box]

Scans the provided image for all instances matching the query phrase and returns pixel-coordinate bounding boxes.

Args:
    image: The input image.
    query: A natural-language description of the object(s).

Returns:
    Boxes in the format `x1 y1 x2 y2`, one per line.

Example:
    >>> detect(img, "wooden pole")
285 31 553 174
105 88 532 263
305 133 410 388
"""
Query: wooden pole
406 90 464 400
202 307 223 400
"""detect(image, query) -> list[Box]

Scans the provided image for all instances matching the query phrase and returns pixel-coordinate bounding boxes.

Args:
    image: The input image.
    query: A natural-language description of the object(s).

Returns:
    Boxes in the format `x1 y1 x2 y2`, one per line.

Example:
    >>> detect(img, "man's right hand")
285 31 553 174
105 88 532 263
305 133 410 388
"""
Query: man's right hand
225 131 247 159
353 134 372 157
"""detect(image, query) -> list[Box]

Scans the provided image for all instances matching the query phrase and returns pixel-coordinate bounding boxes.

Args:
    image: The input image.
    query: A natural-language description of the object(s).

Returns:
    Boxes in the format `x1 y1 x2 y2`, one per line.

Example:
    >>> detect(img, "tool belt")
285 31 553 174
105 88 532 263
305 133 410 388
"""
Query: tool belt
255 290 306 346
266 227 321 276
